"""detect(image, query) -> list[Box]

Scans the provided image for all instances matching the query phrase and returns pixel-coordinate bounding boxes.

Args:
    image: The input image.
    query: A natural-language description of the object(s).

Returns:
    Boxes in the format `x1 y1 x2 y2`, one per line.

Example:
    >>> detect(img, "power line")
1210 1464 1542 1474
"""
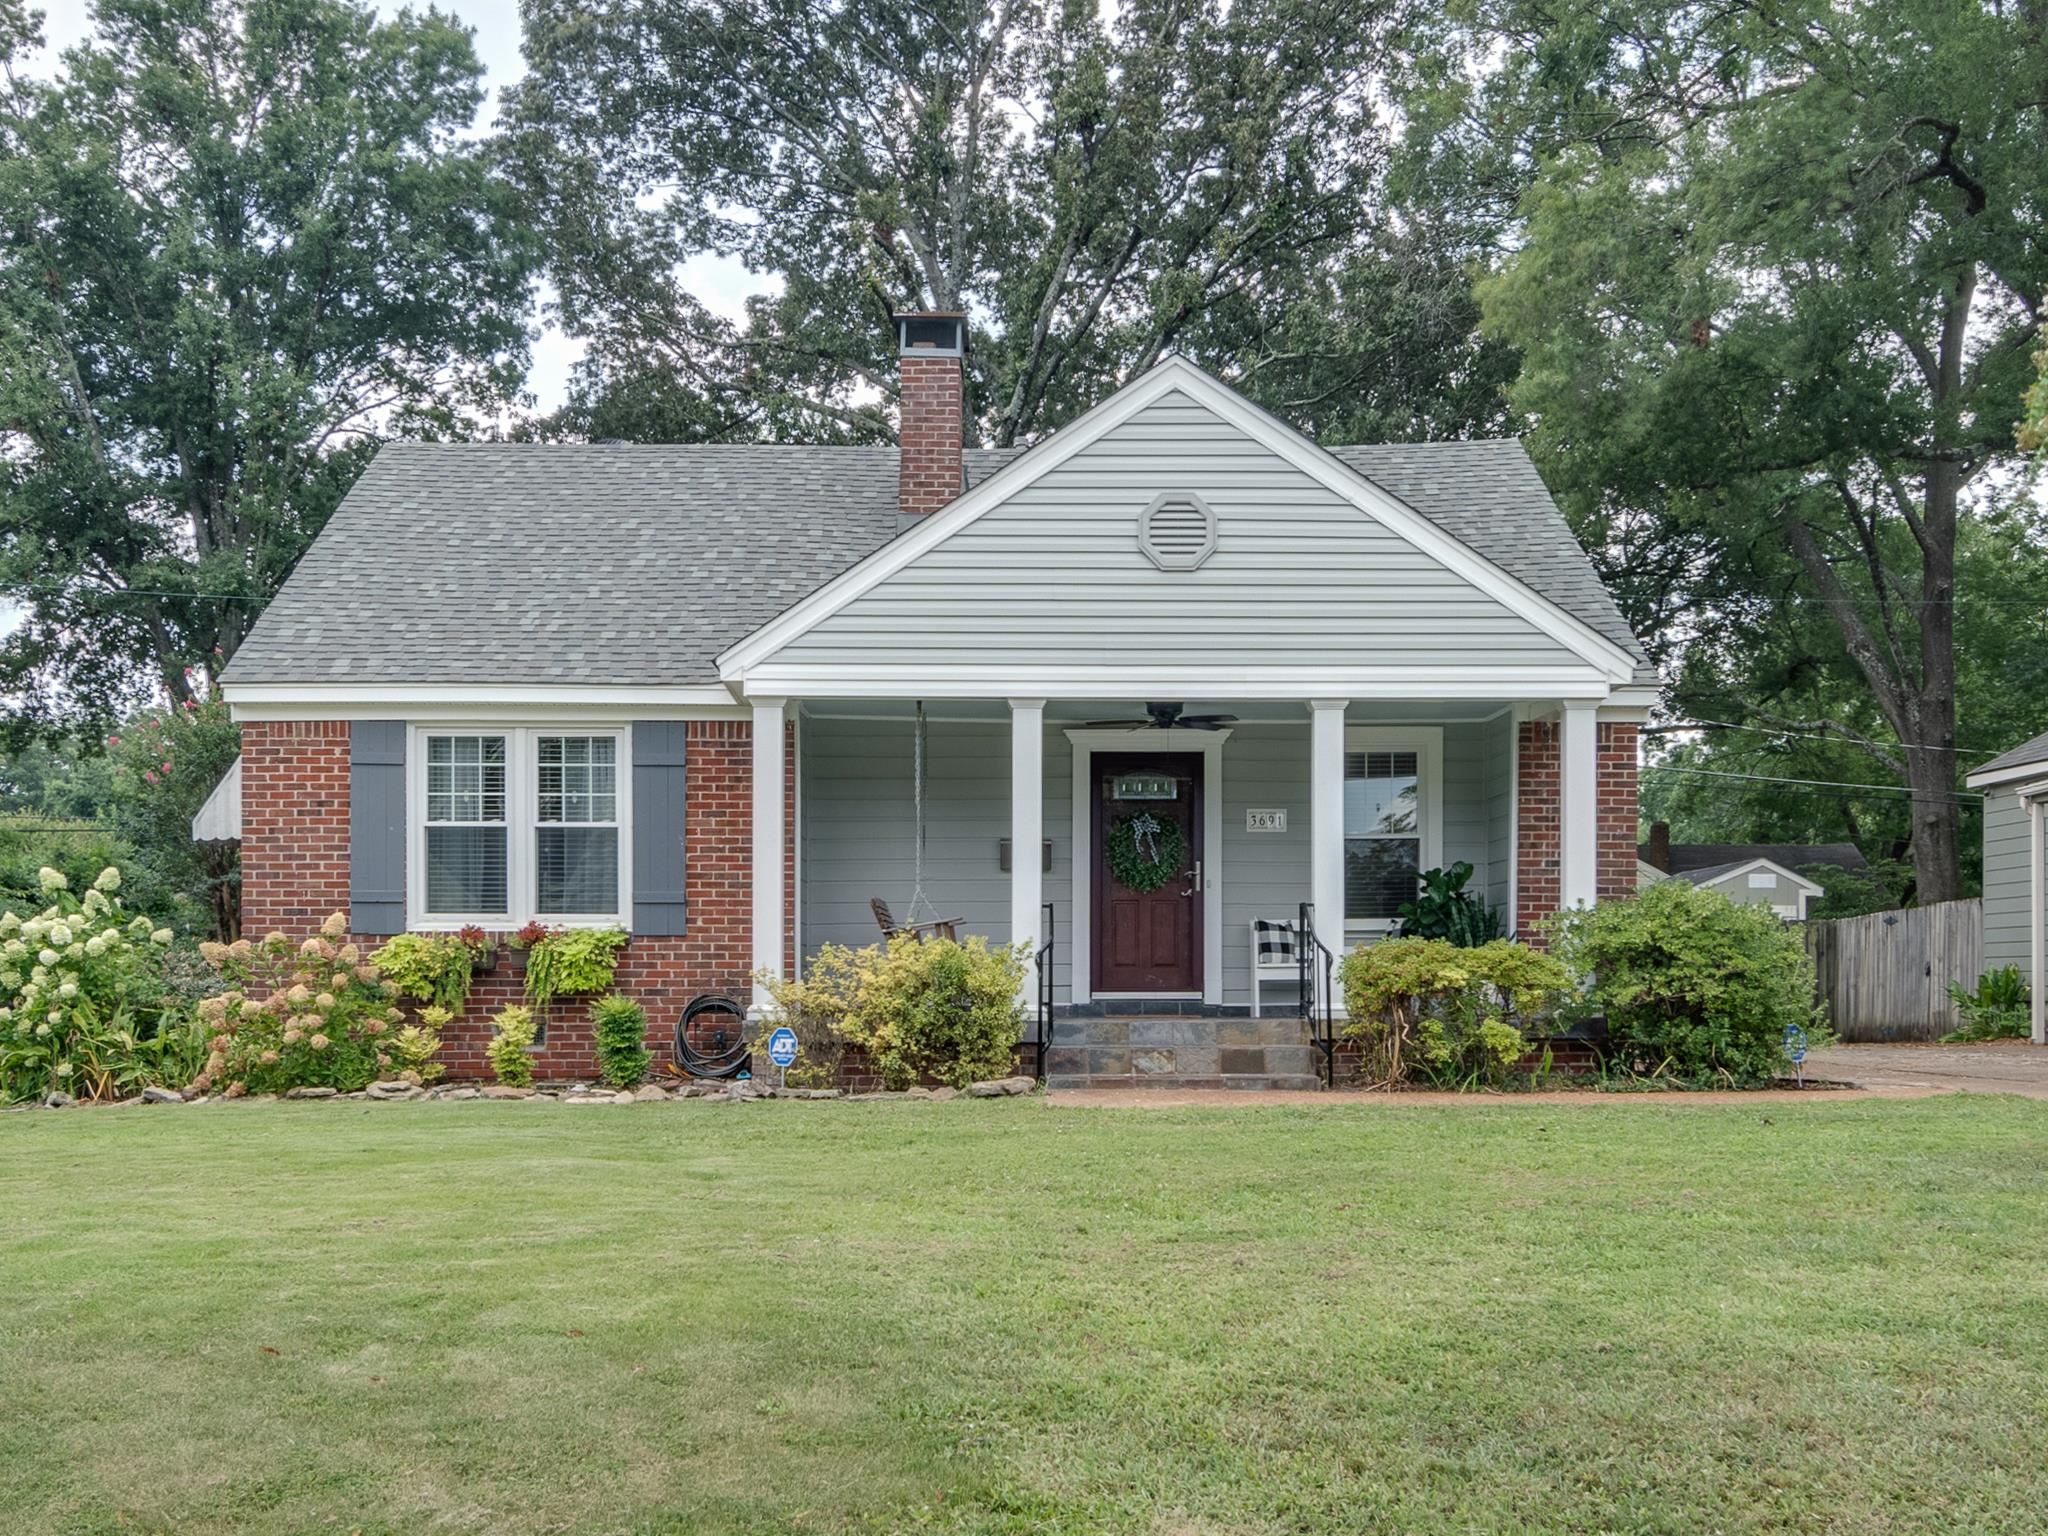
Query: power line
1642 764 1981 805
1646 717 2002 757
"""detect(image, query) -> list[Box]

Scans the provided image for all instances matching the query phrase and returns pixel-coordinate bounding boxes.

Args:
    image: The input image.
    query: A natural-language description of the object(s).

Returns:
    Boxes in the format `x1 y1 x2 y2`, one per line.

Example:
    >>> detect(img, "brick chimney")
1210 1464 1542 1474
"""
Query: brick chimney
896 312 966 518
1646 820 1672 872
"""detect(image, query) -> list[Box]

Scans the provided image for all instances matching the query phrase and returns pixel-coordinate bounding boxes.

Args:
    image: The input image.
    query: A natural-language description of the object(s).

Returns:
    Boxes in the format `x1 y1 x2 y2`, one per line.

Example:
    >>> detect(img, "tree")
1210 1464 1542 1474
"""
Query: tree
505 0 1507 448
1461 0 2048 903
0 0 539 734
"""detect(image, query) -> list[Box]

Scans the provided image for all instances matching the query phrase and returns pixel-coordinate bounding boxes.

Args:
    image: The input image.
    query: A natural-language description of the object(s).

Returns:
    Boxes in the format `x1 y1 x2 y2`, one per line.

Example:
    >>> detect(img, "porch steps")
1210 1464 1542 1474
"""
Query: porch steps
1044 1016 1322 1092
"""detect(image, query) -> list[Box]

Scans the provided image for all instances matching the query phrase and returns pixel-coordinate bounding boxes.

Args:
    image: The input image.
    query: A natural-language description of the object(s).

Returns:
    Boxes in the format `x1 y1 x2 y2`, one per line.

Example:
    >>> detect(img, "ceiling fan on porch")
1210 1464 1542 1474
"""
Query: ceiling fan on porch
1080 701 1239 732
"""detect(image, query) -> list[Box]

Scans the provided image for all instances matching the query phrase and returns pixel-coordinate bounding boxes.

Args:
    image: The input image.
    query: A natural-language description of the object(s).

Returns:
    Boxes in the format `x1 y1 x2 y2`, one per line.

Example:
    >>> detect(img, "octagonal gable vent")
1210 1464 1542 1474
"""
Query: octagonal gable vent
1138 493 1217 571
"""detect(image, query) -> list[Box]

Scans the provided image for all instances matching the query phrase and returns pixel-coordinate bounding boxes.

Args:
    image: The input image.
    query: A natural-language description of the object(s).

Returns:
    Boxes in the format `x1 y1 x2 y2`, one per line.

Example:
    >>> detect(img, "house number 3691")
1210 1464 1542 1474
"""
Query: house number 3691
1245 809 1287 832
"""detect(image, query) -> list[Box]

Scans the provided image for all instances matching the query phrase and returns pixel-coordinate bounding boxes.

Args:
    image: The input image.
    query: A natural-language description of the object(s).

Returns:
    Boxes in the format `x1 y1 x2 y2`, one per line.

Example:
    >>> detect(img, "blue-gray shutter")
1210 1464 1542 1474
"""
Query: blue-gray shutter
350 721 407 934
631 721 688 934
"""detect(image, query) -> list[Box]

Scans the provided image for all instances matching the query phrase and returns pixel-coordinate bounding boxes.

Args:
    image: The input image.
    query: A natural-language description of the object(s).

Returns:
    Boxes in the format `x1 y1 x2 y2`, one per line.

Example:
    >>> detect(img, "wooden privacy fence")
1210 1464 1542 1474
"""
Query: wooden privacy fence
1804 898 1982 1042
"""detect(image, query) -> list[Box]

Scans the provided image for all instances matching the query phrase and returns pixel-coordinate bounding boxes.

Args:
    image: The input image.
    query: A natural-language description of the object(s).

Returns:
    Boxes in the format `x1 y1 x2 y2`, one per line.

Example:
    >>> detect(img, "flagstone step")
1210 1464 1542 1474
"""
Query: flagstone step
1046 1073 1325 1093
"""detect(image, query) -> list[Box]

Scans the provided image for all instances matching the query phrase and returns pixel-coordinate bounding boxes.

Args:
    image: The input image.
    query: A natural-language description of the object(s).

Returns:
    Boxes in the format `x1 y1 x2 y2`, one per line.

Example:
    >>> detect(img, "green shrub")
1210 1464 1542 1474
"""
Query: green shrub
591 993 651 1087
524 927 627 1013
1340 936 1570 1088
370 932 477 1012
191 913 408 1096
761 934 1027 1090
1396 862 1503 947
392 1006 450 1084
1943 965 2030 1042
0 864 187 1102
1551 881 1827 1087
487 1005 538 1087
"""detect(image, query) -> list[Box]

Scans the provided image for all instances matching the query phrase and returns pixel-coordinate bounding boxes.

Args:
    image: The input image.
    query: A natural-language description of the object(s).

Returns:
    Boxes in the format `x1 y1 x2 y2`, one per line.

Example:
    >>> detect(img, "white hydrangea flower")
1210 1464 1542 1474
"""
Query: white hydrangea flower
57 982 77 1000
0 911 17 934
94 867 121 892
45 1010 60 1025
63 943 83 959
84 935 107 957
48 924 72 947
81 891 107 917
37 867 67 893
2 938 21 956
33 1022 48 1038
37 949 58 968
152 929 173 946
128 916 152 937
54 1061 71 1077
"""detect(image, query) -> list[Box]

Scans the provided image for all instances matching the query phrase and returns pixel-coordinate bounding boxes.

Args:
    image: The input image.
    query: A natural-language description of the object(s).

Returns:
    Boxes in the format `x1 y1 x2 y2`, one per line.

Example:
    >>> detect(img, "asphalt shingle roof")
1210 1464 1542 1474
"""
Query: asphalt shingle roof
224 437 1650 686
1644 842 1868 876
1972 728 2048 780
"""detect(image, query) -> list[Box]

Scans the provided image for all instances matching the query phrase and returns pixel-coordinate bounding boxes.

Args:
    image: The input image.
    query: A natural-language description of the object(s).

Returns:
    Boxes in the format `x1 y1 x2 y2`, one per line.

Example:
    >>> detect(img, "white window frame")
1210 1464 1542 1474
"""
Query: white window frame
406 724 633 931
1342 726 1443 937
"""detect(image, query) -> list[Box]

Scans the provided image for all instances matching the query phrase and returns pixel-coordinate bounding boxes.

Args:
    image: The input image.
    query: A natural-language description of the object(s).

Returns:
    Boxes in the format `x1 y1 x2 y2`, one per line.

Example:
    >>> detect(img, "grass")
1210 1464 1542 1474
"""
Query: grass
2 1096 2045 1535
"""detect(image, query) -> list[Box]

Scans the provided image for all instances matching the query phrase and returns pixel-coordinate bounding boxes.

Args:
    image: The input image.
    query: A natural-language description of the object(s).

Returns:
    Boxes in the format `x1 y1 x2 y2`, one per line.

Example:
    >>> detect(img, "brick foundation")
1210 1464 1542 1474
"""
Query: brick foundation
238 717 795 1081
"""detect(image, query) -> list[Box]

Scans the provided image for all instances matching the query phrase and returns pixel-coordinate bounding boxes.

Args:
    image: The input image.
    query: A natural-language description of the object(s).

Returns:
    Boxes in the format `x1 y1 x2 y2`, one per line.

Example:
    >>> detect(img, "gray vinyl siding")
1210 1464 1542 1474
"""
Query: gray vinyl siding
801 714 1504 1007
777 390 1585 674
798 717 1075 1003
1983 788 2037 969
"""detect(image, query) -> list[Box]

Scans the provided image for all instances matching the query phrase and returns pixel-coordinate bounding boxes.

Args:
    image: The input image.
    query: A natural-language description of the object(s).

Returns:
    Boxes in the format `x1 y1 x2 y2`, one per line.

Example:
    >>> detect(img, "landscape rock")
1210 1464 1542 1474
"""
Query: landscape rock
849 1090 908 1101
286 1086 338 1100
441 1087 480 1101
966 1076 1037 1098
905 1087 935 1100
42 1091 74 1109
928 1086 958 1102
632 1084 668 1102
365 1081 423 1102
480 1085 532 1099
141 1085 185 1105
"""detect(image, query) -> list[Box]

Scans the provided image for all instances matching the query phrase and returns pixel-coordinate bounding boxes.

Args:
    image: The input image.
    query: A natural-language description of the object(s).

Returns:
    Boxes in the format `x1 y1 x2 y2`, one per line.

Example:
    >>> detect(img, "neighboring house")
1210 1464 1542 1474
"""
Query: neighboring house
1638 821 1862 919
1965 730 2048 1044
204 315 1657 1085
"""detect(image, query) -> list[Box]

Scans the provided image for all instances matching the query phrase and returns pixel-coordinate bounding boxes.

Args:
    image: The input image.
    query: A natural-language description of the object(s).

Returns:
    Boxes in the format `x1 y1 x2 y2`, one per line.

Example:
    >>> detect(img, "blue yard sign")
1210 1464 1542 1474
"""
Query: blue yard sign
1783 1022 1808 1086
766 1026 800 1069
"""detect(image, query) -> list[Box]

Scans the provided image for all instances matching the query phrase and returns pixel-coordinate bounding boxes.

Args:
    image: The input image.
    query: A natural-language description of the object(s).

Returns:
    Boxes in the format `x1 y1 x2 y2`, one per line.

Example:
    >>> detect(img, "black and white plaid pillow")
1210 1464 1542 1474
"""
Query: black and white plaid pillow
1252 919 1297 963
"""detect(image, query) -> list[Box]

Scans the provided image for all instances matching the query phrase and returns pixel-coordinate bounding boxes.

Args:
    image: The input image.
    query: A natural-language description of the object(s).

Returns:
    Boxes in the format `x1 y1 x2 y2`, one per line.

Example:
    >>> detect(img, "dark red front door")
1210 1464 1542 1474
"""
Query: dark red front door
1091 752 1203 995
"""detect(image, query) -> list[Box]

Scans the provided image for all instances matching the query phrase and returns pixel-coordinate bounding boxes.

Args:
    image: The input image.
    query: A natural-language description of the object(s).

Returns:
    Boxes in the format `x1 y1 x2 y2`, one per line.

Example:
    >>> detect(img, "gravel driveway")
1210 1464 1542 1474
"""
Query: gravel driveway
1807 1041 2048 1098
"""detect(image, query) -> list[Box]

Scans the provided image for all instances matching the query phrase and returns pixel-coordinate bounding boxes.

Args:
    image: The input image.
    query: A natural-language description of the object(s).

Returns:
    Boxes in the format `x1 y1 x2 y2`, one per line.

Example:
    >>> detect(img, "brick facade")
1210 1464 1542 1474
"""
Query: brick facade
1514 715 1641 941
898 350 964 517
1597 721 1641 903
238 717 795 1081
1515 719 1560 937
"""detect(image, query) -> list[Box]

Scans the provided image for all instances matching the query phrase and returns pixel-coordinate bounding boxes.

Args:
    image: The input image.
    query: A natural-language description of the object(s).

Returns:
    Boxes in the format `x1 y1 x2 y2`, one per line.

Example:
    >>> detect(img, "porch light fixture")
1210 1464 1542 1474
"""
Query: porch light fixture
1138 492 1218 571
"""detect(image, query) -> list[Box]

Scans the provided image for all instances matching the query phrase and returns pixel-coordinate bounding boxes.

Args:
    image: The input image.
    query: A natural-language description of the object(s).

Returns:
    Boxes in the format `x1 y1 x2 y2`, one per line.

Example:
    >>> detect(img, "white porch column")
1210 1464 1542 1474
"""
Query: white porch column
1309 700 1348 971
2031 795 2045 1046
1009 700 1046 987
750 697 787 1015
1560 700 1599 910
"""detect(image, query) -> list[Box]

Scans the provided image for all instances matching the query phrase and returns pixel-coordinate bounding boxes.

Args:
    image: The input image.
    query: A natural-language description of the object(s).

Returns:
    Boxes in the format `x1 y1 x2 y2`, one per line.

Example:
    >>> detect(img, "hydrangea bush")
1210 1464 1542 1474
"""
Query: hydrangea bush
0 866 181 1102
189 913 409 1097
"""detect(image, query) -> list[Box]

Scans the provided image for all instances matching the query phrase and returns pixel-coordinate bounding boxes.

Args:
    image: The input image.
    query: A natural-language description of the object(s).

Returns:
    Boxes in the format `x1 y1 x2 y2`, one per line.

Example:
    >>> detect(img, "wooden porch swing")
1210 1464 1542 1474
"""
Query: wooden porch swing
870 702 962 943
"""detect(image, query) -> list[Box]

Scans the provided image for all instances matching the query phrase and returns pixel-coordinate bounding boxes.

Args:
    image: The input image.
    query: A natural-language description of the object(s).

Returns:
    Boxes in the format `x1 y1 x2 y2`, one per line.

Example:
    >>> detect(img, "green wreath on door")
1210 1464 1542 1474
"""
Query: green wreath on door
1107 810 1188 893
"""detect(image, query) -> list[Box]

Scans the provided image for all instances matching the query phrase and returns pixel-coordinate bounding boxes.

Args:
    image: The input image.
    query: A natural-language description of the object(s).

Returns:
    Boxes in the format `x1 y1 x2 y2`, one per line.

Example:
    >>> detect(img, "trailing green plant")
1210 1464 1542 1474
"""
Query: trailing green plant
1943 965 2030 1042
370 932 479 1012
189 913 409 1097
1340 936 1570 1088
1551 881 1829 1088
524 927 627 1012
392 1006 450 1084
1396 862 1503 947
760 934 1028 1090
0 864 186 1102
487 1005 538 1087
591 993 651 1087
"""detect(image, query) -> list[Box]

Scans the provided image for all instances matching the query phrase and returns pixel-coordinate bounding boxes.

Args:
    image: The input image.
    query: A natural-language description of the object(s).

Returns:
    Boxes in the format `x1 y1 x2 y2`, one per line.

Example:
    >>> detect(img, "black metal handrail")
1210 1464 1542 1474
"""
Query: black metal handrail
1033 901 1056 1078
1298 900 1337 1087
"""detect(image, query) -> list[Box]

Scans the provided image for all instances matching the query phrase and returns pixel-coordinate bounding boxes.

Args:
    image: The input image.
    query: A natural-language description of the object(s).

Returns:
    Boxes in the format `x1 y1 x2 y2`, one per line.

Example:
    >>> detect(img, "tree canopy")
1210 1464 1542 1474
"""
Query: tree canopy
0 0 539 734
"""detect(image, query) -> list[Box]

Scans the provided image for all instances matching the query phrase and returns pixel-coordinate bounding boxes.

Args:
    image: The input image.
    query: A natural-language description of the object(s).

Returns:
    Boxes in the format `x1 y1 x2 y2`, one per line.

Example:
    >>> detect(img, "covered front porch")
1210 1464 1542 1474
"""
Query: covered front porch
746 694 1625 1020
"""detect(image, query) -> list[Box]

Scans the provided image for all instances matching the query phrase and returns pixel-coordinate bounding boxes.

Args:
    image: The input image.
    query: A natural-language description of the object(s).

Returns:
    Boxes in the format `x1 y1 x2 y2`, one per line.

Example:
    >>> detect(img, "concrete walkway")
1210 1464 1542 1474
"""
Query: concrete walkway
1806 1041 2048 1099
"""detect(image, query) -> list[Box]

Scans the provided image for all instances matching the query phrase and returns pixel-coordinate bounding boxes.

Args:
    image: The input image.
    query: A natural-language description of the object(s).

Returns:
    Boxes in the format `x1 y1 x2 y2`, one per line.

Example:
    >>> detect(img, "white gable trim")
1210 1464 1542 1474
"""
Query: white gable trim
716 356 1642 684
1691 858 1826 897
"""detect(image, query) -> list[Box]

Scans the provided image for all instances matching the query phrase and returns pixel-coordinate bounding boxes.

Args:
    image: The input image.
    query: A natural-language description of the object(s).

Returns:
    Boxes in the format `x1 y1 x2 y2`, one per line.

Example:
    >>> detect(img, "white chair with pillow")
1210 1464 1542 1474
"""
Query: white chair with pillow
1249 917 1303 1018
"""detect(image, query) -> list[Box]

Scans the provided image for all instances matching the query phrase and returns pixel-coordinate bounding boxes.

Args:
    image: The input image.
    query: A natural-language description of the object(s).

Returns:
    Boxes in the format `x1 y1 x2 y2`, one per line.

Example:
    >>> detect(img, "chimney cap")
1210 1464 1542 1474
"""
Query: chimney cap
895 312 967 357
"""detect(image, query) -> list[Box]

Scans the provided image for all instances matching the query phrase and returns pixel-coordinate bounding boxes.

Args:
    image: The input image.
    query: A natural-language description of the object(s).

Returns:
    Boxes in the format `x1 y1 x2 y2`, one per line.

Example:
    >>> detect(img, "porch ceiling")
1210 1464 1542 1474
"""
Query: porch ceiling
795 698 1527 725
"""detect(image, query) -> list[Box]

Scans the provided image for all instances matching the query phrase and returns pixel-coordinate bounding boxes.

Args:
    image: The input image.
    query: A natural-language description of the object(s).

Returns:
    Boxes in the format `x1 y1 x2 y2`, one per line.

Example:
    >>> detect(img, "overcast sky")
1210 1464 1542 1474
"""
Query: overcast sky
24 0 768 414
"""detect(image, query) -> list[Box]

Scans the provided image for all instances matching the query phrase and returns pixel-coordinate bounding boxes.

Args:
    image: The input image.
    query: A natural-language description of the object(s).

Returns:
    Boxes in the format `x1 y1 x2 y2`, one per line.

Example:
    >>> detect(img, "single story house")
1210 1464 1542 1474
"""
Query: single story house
1637 823 1860 919
207 315 1657 1085
1966 730 2048 1044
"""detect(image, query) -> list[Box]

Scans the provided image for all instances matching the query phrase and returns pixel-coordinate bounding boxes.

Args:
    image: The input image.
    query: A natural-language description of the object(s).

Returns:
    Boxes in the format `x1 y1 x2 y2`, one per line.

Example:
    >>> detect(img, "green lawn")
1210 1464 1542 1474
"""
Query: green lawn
2 1096 2045 1535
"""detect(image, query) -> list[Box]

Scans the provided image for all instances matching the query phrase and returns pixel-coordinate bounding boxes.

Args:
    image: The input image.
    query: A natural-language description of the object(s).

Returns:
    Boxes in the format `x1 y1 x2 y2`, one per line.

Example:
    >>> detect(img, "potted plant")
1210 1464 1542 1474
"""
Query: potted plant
459 924 500 975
